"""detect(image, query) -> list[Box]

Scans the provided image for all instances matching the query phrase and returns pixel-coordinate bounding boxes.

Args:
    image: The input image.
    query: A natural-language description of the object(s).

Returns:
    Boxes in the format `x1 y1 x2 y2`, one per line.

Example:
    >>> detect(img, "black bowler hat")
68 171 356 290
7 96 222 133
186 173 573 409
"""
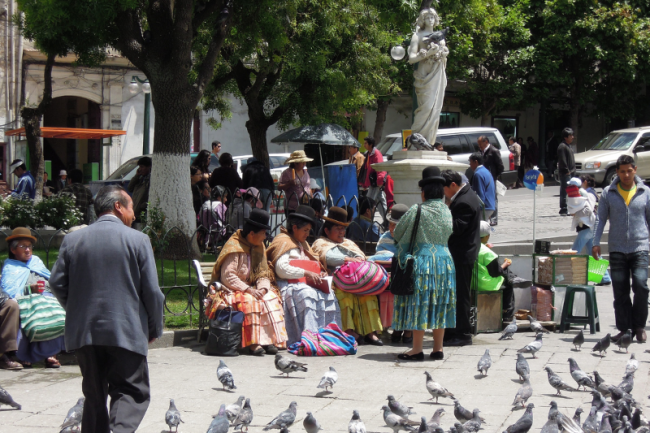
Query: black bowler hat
291 205 316 224
245 209 271 230
418 166 445 187
388 204 409 224
322 206 349 227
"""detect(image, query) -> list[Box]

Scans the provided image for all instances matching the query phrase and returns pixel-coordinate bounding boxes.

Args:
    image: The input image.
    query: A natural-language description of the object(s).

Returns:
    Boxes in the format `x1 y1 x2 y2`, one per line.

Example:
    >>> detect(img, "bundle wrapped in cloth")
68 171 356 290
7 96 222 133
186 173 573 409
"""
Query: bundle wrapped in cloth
288 323 358 356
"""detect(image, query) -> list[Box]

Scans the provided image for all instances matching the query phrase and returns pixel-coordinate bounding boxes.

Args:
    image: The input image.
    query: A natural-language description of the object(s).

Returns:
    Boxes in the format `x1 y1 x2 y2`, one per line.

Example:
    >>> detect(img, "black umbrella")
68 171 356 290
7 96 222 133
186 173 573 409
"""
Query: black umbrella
271 123 361 189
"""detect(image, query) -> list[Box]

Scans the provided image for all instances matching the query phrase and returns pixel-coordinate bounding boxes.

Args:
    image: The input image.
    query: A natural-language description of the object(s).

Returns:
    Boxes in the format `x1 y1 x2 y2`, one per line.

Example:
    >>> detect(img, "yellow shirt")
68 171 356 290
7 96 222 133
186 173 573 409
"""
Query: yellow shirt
617 183 637 206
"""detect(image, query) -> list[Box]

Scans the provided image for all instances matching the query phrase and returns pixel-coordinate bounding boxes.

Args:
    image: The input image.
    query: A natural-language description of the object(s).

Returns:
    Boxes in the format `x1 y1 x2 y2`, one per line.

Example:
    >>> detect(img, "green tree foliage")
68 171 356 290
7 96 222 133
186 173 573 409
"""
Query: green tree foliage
202 0 403 164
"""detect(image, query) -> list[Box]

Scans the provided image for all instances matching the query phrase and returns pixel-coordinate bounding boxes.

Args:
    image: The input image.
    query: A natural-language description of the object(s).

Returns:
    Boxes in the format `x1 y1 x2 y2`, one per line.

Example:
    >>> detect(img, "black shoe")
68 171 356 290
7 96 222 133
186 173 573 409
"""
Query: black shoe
559 209 568 216
391 330 403 343
430 351 444 360
264 345 279 355
397 352 424 361
364 335 384 346
402 333 413 345
443 337 473 347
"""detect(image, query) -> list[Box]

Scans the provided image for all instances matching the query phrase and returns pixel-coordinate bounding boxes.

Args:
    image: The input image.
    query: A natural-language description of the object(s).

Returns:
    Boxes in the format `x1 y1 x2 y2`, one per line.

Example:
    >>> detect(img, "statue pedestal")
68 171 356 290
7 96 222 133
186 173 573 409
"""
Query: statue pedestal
372 151 469 207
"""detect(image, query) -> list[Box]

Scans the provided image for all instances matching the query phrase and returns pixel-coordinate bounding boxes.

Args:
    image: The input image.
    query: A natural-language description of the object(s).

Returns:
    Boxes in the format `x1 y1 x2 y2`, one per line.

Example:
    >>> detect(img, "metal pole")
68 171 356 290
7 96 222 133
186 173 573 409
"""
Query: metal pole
533 184 537 248
318 144 326 193
143 92 151 155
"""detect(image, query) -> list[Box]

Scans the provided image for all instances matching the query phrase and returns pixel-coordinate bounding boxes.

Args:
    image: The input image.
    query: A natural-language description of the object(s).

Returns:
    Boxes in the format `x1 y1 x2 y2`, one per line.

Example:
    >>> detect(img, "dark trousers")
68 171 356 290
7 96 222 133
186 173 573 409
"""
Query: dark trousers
76 345 151 433
610 251 650 331
559 172 572 211
490 196 498 225
0 299 19 354
446 262 474 339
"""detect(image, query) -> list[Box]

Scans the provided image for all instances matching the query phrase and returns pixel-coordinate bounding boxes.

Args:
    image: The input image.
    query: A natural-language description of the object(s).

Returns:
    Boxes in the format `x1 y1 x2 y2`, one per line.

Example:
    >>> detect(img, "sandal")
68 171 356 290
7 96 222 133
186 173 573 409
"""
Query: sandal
45 356 61 368
0 354 23 370
250 346 265 356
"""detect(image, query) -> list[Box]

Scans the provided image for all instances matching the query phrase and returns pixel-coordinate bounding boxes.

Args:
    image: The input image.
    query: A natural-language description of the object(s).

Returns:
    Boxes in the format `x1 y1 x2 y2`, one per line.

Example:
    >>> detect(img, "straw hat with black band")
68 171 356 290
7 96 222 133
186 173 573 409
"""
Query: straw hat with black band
388 204 409 224
6 227 37 244
418 166 445 187
244 209 271 231
322 206 349 227
284 150 314 165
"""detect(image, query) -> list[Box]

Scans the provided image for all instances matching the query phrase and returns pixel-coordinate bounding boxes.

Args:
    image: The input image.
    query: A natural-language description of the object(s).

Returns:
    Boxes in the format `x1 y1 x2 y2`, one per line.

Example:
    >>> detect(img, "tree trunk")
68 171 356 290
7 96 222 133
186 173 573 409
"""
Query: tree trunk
246 119 271 168
373 99 390 143
570 102 581 150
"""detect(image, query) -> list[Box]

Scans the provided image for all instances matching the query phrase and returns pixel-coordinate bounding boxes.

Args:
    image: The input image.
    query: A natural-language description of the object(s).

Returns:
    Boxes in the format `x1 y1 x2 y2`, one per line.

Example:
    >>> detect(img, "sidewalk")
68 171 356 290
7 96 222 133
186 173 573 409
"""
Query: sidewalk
1 282 646 432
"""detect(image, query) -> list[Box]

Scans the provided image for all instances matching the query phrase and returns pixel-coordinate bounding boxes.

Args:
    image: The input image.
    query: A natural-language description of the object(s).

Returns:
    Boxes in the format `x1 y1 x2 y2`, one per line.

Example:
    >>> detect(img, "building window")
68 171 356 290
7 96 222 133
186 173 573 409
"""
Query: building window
492 116 518 141
440 112 459 128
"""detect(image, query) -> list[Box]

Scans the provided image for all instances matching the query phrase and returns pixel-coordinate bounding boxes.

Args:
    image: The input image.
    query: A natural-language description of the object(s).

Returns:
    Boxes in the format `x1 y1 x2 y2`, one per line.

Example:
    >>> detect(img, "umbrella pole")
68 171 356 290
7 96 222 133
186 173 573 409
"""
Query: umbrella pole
319 144 327 194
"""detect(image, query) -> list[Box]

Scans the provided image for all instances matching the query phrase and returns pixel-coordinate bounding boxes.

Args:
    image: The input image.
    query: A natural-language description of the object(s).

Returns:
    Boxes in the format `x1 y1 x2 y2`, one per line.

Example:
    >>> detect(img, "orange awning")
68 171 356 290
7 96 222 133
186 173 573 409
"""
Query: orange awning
5 127 127 139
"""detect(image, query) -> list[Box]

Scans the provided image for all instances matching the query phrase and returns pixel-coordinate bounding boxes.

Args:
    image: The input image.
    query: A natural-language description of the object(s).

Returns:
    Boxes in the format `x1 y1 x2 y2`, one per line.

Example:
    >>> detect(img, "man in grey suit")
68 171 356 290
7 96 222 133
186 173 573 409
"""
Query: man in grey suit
50 185 164 433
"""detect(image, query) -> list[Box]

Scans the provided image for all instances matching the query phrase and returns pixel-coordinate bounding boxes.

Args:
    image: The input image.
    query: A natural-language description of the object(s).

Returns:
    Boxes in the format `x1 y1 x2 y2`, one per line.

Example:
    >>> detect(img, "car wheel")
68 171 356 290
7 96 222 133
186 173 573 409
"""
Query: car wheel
603 168 616 187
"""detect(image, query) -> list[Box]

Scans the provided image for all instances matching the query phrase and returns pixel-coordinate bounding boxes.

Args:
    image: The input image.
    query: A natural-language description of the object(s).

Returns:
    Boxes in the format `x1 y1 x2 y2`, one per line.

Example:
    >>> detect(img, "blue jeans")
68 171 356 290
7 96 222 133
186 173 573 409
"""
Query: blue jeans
572 227 593 254
610 251 649 331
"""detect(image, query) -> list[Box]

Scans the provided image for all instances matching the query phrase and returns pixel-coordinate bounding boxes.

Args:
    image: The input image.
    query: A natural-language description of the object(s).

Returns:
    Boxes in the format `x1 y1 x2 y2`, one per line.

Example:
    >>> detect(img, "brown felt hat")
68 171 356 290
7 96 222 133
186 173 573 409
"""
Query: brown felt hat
5 227 36 244
322 206 349 227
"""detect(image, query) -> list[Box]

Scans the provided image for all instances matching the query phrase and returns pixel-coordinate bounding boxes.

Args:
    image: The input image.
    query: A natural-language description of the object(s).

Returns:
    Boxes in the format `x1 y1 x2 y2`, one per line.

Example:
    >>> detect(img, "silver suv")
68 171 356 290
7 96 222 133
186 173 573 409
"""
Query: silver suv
376 127 517 185
573 127 650 186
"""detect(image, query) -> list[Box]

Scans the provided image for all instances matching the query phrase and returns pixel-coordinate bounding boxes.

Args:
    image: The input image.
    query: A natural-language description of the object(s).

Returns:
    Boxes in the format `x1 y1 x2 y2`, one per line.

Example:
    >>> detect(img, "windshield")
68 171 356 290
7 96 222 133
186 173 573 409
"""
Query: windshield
591 132 638 150
377 136 399 155
107 159 139 180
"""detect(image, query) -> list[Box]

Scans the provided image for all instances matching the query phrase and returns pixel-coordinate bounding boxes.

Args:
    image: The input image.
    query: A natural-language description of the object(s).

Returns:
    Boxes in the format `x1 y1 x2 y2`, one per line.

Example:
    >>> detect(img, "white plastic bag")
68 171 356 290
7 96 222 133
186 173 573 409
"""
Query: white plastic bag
496 180 507 196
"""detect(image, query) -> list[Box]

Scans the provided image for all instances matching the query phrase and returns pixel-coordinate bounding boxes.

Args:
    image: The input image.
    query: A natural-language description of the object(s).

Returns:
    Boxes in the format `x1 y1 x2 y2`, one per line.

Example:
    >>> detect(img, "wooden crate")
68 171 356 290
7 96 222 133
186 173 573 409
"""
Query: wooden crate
472 290 503 334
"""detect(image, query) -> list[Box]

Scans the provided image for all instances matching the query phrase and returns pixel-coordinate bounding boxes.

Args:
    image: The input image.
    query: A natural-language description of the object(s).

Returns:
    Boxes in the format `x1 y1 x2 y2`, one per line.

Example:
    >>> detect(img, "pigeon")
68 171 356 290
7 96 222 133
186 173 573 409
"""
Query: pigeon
589 390 613 413
453 401 485 424
387 395 416 418
477 349 491 376
225 395 245 422
512 377 533 408
540 412 559 433
592 333 611 357
165 399 183 432
424 371 454 403
632 408 649 430
232 398 253 432
544 366 576 395
548 401 582 432
428 408 446 427
626 353 639 375
600 415 613 433
217 360 236 391
503 403 534 433
275 354 308 377
500 318 517 340
264 402 298 430
317 367 337 392
0 385 21 410
517 333 543 359
527 315 550 334
453 423 466 433
568 358 595 390
582 406 598 433
349 410 367 433
593 371 612 396
208 404 231 433
59 397 84 431
572 408 583 425
422 27 450 45
461 409 482 433
616 330 633 353
382 405 418 433
618 371 634 393
572 330 584 351
418 417 431 433
407 133 434 151
304 412 322 433
608 384 632 402
515 354 530 382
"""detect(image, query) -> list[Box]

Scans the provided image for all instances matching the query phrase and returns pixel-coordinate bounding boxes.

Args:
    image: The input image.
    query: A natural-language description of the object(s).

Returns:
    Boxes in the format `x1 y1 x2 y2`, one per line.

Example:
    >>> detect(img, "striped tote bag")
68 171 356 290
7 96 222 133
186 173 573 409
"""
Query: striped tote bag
332 261 389 296
17 290 66 342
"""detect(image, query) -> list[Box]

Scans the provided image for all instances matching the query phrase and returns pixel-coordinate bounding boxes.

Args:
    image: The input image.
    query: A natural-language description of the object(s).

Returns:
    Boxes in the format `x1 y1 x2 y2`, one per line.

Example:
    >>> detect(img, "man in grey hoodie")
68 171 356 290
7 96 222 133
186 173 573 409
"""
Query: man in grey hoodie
593 155 650 343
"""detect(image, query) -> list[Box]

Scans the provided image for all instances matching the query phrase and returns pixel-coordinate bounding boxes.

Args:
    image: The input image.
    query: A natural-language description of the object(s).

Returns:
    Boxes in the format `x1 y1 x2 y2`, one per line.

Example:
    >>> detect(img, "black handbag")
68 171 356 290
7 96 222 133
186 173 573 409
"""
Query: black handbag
204 308 244 356
389 204 422 296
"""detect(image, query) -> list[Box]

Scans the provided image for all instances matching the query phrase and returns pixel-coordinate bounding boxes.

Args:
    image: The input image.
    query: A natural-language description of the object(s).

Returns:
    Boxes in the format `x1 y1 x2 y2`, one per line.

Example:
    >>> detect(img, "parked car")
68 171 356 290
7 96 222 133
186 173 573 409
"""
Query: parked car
233 154 290 183
376 127 517 185
568 127 650 186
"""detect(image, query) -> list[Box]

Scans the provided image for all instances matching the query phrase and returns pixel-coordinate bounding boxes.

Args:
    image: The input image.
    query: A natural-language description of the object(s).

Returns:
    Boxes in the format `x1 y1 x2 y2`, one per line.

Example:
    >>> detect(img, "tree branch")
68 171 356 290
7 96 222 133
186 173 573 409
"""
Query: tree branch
36 53 56 116
113 9 147 71
195 11 231 98
193 0 226 30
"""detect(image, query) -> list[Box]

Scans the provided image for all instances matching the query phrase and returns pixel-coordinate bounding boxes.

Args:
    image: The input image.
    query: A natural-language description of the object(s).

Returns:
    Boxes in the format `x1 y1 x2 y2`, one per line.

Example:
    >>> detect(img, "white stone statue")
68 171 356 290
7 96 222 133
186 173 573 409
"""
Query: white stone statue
408 7 449 146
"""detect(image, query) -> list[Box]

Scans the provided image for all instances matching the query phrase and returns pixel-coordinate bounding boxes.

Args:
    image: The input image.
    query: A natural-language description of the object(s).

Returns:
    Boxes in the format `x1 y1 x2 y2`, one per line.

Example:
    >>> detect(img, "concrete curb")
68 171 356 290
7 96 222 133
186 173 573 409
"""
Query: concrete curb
150 329 207 349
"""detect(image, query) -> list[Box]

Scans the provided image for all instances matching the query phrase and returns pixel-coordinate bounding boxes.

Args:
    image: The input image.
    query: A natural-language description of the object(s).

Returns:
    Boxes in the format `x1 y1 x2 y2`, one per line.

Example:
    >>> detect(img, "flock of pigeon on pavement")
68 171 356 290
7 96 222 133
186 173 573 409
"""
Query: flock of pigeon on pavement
0 316 649 432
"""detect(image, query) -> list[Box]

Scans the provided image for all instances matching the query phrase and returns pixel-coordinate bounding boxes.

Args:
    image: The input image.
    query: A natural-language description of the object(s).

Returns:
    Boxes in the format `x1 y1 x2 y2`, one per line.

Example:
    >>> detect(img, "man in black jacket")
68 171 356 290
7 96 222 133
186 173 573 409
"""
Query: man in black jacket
242 157 275 211
441 170 482 346
557 127 576 215
477 136 504 226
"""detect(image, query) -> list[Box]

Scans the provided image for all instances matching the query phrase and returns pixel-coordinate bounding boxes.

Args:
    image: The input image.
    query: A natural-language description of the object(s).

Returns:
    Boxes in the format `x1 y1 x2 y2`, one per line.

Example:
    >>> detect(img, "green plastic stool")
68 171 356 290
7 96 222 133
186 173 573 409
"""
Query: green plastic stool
559 285 600 334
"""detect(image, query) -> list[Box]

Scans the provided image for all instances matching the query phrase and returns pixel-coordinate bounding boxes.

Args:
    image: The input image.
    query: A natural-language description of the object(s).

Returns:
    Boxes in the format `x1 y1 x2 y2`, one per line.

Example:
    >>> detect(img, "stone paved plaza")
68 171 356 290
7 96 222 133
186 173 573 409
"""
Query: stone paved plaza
2 185 645 433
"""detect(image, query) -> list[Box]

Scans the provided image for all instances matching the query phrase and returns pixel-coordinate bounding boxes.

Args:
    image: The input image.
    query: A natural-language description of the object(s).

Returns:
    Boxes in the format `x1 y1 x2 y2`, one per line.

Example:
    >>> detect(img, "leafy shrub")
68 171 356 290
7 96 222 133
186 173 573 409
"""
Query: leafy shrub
1 197 41 229
142 200 168 253
35 195 83 230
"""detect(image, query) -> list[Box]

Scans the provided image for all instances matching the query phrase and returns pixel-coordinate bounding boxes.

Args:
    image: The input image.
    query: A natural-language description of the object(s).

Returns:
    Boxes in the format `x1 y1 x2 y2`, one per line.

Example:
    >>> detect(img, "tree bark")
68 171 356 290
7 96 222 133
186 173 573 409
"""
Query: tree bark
246 120 271 168
19 53 55 203
373 99 390 143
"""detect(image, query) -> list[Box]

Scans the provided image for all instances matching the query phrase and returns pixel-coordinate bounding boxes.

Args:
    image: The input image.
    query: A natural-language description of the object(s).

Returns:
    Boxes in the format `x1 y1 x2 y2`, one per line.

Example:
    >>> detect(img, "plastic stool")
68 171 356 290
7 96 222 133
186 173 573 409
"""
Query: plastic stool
559 285 600 334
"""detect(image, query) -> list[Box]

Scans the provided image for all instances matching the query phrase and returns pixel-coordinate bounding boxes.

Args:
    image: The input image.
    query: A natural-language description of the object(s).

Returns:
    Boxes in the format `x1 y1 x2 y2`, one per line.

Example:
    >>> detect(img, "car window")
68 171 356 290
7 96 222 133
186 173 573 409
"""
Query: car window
107 159 139 180
592 132 637 150
437 135 463 155
466 133 501 150
377 136 398 154
270 156 288 169
386 139 404 156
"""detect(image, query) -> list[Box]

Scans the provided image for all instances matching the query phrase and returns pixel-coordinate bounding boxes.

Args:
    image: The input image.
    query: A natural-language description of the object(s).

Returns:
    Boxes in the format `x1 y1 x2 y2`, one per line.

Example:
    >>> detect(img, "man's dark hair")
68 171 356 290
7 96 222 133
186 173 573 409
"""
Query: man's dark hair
69 169 84 184
477 135 488 144
579 174 596 188
434 141 443 150
137 156 152 167
345 205 354 222
616 154 636 170
219 152 233 167
562 127 574 138
212 140 221 149
469 152 484 165
441 169 462 187
359 197 375 215
364 137 376 147
423 182 444 200
95 185 129 216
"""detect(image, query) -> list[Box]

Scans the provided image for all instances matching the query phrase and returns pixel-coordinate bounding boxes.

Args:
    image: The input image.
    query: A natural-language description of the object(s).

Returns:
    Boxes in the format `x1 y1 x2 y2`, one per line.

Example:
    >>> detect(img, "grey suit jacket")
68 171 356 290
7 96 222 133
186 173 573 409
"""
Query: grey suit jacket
49 215 164 356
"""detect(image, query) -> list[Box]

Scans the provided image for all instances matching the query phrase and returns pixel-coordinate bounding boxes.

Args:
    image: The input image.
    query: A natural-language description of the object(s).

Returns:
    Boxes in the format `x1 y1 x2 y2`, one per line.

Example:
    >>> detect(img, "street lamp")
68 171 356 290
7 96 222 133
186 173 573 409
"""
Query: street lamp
129 76 152 155
390 45 406 61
